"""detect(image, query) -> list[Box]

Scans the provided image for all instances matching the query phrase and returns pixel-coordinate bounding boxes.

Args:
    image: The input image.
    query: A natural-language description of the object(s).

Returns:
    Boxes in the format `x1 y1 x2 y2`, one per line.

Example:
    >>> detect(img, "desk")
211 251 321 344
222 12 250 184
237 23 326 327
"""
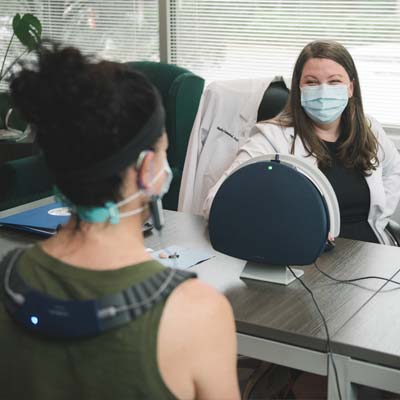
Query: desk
1 204 400 399
330 272 400 398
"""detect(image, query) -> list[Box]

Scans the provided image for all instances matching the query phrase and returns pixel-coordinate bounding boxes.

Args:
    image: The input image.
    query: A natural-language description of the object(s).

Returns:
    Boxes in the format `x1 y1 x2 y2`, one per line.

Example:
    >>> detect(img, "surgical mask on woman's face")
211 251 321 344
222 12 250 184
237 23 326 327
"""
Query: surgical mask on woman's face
300 84 349 124
149 158 173 198
56 155 173 224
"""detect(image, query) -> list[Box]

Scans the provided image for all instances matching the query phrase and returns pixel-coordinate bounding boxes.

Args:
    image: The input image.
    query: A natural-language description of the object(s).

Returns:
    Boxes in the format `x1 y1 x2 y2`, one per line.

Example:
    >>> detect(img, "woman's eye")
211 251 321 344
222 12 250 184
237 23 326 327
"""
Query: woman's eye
305 81 318 85
329 80 342 85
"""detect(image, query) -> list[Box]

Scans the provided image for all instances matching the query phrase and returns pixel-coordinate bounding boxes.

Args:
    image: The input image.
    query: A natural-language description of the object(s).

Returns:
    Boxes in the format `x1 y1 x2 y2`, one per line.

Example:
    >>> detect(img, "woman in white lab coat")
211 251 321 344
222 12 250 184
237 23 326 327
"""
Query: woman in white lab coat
205 40 400 245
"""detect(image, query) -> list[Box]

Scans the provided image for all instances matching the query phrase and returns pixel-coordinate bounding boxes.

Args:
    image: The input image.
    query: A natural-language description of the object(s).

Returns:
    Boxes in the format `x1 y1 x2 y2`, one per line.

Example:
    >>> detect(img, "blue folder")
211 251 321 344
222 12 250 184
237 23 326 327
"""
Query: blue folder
0 201 70 236
0 200 154 236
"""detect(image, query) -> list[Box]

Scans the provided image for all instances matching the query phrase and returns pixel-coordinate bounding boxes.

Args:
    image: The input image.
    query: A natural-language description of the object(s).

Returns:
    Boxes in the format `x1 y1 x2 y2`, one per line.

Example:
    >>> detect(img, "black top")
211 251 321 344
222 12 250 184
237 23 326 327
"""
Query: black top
320 140 379 244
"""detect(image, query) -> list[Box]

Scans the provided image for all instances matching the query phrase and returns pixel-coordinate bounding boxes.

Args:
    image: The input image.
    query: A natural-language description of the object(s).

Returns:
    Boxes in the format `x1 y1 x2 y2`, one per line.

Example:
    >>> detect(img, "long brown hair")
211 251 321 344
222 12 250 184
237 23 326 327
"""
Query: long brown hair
273 40 378 175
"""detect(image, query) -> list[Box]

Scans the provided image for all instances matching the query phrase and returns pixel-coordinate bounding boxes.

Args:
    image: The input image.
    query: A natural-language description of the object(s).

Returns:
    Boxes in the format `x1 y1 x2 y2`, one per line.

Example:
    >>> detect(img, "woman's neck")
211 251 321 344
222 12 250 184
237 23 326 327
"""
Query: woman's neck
313 118 341 142
41 215 152 271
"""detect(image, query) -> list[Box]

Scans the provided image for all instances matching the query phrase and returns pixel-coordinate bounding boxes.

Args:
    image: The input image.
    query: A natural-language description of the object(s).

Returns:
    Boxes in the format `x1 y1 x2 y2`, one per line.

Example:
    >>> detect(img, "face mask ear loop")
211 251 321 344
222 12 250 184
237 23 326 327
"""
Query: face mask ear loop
119 206 147 218
151 166 166 188
136 150 151 172
119 152 167 220
145 157 163 197
116 190 143 208
116 150 151 209
149 156 158 196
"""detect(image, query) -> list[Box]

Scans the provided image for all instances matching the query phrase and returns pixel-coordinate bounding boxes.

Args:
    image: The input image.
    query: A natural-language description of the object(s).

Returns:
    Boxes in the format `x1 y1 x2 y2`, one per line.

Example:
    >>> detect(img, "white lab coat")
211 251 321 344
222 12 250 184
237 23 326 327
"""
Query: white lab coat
204 116 400 245
178 77 289 215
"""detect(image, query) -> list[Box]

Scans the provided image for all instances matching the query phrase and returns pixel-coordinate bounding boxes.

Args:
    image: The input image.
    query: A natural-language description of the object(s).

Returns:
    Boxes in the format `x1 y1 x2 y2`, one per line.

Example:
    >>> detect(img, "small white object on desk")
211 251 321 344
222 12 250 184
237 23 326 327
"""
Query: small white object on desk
151 245 214 269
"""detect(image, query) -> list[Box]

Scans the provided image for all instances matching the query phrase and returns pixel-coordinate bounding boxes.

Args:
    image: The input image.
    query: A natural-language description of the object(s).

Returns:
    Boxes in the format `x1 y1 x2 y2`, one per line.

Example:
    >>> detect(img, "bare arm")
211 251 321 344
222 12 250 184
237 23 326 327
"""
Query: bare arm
158 279 240 400
192 287 239 400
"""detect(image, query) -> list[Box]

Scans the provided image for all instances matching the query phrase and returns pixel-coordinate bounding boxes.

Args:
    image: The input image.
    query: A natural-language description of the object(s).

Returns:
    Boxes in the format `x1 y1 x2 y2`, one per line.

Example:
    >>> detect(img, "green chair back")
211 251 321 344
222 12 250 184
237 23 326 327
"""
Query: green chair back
0 62 204 212
126 61 204 210
0 154 53 211
0 93 51 211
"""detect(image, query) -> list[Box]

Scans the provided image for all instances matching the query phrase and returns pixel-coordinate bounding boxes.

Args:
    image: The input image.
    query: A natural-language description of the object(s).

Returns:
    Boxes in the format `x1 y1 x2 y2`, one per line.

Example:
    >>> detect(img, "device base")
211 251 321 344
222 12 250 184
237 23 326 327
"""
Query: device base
240 262 304 286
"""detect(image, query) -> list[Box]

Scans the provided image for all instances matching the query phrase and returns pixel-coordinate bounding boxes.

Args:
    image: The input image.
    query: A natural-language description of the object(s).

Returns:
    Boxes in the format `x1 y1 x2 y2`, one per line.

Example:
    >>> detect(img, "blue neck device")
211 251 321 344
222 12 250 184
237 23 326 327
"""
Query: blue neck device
2 247 195 338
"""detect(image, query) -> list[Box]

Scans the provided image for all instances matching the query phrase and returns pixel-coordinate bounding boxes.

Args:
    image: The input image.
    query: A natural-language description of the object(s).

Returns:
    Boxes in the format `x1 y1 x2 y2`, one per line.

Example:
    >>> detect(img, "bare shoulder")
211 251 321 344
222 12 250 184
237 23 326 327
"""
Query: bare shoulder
168 278 232 321
161 279 239 400
160 278 235 344
158 279 238 400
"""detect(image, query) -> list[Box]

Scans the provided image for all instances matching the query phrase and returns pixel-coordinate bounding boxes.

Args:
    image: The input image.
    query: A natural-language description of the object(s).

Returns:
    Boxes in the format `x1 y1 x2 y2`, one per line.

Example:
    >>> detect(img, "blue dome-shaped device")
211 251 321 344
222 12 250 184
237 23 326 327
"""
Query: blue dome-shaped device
209 159 330 266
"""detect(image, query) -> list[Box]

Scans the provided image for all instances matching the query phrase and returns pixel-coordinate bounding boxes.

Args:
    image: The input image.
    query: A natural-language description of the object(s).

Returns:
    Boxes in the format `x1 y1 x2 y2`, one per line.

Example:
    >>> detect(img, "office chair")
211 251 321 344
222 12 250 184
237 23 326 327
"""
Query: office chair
257 80 289 122
0 154 53 211
0 62 204 212
125 61 205 210
0 93 51 212
386 221 400 246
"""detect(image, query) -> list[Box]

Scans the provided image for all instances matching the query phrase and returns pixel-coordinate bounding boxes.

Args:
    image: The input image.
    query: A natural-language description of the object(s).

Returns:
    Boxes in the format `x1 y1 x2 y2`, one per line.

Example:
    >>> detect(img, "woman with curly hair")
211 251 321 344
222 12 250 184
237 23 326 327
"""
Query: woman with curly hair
0 43 240 400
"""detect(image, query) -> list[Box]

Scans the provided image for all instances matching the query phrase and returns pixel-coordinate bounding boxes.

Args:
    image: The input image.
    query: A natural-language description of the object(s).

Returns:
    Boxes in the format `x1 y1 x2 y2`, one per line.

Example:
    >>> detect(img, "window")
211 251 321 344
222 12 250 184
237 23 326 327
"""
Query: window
170 0 400 129
0 1 159 74
1 1 400 131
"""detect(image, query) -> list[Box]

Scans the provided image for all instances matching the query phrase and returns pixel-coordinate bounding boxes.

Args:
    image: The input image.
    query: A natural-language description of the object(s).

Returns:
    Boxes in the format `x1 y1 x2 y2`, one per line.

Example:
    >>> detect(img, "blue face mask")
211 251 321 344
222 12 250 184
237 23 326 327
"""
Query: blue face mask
55 155 173 225
300 84 349 124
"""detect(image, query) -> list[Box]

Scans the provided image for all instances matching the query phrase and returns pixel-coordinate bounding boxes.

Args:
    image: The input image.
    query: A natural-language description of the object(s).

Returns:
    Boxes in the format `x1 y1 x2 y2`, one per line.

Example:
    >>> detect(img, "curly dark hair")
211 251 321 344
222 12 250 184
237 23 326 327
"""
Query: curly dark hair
10 41 161 207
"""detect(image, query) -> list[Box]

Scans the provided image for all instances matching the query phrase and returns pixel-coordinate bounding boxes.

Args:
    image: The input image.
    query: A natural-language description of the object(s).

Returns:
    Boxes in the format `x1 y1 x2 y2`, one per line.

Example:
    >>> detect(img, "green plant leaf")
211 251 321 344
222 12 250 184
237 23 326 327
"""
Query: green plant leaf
12 13 42 51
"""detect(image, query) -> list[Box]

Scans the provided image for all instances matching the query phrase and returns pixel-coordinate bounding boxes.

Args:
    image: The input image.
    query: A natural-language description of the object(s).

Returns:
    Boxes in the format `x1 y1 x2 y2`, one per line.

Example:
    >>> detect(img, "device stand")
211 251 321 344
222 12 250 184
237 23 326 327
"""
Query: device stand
240 262 304 286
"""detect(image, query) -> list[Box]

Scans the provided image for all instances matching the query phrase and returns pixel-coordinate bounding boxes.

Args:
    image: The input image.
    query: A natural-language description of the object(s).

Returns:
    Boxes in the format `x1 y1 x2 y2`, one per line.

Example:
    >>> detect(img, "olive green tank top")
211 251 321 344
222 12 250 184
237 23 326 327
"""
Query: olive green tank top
0 245 183 400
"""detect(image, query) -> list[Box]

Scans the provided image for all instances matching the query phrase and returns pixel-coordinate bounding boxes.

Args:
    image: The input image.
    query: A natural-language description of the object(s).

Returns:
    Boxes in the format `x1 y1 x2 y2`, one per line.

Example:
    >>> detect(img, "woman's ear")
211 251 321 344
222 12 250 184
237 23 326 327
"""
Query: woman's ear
137 151 155 190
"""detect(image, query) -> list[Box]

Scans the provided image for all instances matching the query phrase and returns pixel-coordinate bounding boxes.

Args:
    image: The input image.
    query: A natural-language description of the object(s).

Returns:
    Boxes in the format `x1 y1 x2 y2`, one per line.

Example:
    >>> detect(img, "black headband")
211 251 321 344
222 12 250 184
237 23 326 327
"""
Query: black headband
54 101 165 183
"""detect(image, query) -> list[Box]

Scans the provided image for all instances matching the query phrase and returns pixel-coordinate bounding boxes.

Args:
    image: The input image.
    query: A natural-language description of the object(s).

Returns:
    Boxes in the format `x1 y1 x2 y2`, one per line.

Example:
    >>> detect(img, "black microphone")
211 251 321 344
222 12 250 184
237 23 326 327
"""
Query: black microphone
149 195 165 231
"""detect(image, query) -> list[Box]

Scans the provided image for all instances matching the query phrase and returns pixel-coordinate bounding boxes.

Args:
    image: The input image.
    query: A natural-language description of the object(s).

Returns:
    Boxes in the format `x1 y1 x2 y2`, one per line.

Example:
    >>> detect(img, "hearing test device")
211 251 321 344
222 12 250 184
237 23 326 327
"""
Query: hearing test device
208 154 340 285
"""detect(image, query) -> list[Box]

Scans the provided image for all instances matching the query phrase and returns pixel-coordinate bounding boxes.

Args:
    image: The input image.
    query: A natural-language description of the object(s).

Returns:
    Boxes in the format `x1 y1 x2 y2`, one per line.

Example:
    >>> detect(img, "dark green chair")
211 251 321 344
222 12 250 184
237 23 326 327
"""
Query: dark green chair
0 62 204 212
125 61 205 210
0 93 53 211
0 154 53 211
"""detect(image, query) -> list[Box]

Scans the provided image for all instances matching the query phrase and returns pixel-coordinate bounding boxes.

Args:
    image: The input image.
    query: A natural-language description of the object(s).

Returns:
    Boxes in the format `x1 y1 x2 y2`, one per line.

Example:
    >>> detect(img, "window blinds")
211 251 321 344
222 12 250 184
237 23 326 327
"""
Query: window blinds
1 1 399 129
170 0 400 128
0 1 159 76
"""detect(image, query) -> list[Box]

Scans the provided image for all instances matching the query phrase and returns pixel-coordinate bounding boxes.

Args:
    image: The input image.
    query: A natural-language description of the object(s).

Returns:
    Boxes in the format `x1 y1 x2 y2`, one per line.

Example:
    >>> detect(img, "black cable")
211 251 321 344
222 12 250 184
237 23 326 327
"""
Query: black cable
314 260 400 286
311 260 400 398
287 266 343 400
